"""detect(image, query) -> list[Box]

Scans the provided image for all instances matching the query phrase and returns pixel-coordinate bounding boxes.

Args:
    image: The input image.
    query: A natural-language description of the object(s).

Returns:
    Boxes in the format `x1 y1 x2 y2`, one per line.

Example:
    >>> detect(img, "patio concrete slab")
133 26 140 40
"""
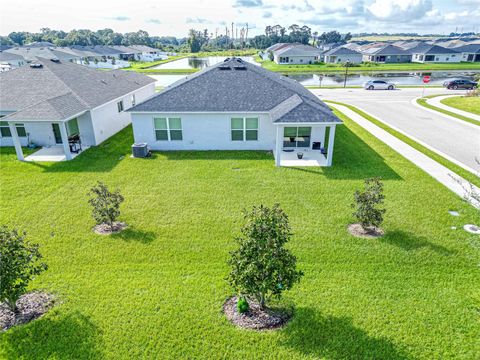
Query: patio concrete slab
25 146 86 162
278 150 327 167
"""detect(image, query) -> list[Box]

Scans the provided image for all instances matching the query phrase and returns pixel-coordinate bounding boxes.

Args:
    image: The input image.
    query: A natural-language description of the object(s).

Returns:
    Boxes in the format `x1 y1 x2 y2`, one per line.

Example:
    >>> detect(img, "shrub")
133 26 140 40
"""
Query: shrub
352 177 386 230
88 182 124 230
237 297 249 313
227 204 303 309
0 226 48 312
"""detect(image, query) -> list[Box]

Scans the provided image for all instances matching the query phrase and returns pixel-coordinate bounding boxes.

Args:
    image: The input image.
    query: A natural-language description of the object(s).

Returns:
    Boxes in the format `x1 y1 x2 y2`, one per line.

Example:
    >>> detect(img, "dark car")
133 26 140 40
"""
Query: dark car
442 79 478 90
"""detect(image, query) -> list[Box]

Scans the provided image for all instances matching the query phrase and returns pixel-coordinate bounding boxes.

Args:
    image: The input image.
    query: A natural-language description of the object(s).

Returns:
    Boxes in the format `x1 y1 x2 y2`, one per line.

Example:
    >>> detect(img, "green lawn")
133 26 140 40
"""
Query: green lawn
1 112 479 359
441 96 480 116
417 98 480 127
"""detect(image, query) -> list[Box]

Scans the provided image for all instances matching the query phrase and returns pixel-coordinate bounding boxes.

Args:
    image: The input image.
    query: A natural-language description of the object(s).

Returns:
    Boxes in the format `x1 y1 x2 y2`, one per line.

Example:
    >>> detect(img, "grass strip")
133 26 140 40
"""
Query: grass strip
325 100 480 187
416 98 480 126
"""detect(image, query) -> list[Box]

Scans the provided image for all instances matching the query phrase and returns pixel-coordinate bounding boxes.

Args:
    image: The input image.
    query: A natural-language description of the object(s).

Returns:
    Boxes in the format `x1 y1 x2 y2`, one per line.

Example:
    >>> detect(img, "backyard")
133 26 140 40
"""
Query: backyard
0 111 479 359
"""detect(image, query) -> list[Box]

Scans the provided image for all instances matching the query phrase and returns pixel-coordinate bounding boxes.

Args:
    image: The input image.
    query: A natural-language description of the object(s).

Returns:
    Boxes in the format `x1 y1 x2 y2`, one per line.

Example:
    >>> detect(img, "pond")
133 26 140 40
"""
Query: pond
150 70 479 88
287 70 479 87
152 56 259 70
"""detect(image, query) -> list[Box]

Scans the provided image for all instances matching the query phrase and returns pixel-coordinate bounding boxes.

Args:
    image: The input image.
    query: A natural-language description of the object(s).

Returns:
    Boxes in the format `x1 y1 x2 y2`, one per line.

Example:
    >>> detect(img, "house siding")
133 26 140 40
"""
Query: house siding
274 55 318 64
324 54 363 64
132 113 275 151
412 53 461 63
90 83 155 145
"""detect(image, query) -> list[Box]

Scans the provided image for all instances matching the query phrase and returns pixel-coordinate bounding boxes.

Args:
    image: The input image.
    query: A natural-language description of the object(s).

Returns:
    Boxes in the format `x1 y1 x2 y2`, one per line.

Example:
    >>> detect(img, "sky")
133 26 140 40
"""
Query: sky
1 0 479 37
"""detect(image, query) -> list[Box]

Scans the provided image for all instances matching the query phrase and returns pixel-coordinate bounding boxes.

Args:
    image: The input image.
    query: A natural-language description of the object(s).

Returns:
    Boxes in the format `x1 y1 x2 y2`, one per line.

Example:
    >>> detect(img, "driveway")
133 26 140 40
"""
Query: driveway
311 88 480 172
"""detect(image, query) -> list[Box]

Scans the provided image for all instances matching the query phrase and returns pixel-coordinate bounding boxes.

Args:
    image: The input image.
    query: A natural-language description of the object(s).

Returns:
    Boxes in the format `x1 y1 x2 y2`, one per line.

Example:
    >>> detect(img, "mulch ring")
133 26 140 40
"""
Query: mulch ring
348 223 384 238
1 292 55 332
93 221 127 235
223 296 292 330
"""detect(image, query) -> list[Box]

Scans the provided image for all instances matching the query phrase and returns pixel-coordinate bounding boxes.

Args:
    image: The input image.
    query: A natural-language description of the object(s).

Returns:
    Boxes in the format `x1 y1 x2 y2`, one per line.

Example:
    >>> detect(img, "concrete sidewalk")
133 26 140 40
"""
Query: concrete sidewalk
426 95 480 123
330 103 480 208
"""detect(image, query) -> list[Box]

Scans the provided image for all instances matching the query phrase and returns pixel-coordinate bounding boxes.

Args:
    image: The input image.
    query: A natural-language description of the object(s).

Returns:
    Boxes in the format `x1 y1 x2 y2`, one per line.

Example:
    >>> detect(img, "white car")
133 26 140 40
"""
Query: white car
364 80 396 90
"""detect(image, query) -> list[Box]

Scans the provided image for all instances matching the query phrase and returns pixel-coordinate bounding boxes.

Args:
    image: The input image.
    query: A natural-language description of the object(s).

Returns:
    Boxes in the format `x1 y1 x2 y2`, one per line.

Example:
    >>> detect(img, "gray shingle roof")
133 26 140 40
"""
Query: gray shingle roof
410 44 460 54
275 44 321 57
453 44 480 53
323 47 362 56
363 45 411 56
129 58 341 124
0 58 155 121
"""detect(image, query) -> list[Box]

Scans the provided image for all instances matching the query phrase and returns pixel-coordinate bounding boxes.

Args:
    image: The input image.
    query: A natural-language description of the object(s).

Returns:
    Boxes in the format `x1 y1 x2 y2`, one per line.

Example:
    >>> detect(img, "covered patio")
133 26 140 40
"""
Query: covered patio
273 123 339 167
8 116 84 162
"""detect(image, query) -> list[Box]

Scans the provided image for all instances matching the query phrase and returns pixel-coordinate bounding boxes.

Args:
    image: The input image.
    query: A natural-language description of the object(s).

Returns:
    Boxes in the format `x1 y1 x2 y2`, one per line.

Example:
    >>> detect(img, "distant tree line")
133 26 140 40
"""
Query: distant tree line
0 28 186 50
250 26 352 49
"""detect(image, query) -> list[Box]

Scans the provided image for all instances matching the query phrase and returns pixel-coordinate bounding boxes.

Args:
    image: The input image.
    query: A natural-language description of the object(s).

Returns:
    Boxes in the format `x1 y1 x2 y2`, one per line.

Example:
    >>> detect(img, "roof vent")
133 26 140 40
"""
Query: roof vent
233 66 246 70
29 63 43 68
50 58 60 63
235 58 243 63
101 80 107 84
223 57 231 62
218 66 231 70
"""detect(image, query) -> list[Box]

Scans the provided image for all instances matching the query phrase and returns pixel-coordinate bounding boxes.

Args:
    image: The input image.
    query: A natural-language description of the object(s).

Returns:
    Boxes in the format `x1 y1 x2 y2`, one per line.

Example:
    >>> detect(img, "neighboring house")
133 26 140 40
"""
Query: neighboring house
410 44 461 63
0 59 156 161
362 45 412 63
453 44 480 62
3 46 80 63
273 44 322 65
128 57 342 167
323 47 363 64
128 45 168 61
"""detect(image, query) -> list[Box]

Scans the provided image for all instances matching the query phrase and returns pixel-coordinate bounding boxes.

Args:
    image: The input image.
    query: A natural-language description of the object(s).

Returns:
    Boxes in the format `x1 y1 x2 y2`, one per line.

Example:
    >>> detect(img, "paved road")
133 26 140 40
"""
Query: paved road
311 88 480 173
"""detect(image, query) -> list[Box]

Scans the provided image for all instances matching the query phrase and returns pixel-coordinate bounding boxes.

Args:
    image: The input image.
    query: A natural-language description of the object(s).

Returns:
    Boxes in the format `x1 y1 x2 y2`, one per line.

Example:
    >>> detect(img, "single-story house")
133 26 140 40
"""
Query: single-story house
273 44 322 65
410 44 461 63
323 47 363 64
0 58 156 161
362 45 412 63
128 57 342 167
127 45 168 61
453 44 480 62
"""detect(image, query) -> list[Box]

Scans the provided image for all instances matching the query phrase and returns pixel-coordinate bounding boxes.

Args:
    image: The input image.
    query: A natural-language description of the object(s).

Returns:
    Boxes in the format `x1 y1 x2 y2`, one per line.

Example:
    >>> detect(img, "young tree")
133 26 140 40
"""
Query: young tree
227 204 303 309
0 227 48 312
352 177 386 230
88 182 124 230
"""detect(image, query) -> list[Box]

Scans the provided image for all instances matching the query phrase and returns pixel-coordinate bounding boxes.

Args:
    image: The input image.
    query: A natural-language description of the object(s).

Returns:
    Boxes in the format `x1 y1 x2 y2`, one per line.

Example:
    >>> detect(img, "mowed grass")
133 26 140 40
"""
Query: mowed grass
441 96 480 116
1 112 479 359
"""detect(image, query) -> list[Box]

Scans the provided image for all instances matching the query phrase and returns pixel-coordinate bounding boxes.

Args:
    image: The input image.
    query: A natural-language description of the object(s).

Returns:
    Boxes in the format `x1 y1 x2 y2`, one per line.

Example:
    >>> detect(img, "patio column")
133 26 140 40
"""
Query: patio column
58 122 72 160
326 125 336 166
8 123 24 161
275 125 283 167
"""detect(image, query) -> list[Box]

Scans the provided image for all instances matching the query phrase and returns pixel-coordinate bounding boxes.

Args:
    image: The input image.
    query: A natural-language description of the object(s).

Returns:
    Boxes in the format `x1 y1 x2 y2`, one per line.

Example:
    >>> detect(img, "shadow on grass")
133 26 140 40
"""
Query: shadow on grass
22 126 134 173
110 227 156 243
0 312 103 360
380 230 455 255
282 308 411 360
162 150 273 161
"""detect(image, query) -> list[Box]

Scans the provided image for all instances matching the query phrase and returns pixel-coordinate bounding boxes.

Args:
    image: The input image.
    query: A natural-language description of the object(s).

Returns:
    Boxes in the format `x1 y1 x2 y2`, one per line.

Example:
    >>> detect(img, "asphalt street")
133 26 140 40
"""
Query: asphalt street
312 87 480 172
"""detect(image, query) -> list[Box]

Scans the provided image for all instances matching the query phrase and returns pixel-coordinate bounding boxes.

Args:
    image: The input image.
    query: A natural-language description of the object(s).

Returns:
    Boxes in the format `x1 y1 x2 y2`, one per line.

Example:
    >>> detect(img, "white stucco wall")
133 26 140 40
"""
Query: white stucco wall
274 55 319 64
0 122 55 147
90 83 155 145
324 54 363 64
131 112 329 152
412 53 461 63
77 112 96 146
131 113 275 150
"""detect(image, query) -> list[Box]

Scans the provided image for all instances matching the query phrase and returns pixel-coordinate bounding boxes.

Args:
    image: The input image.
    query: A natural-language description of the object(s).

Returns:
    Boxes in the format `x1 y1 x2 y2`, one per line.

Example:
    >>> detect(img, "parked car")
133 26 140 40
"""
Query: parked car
443 79 478 90
364 80 396 90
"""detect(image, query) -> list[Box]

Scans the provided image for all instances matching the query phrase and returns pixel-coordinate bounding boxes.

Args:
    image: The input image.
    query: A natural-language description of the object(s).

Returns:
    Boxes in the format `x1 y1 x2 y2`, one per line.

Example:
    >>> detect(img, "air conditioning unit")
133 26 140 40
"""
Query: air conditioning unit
131 143 149 158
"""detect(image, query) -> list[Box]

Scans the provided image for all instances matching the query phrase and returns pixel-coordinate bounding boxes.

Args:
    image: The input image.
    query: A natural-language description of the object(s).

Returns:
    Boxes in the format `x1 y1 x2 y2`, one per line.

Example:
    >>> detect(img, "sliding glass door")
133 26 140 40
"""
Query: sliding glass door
283 127 311 148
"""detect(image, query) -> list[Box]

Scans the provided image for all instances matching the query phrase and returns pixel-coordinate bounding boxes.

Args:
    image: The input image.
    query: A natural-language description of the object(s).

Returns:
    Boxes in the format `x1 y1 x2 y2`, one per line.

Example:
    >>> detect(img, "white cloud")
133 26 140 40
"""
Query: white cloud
367 0 432 21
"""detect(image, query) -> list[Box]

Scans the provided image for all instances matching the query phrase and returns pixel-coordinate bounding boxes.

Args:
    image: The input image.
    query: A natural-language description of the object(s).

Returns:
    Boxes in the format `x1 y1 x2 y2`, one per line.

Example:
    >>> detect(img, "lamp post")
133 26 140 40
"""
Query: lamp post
343 61 351 88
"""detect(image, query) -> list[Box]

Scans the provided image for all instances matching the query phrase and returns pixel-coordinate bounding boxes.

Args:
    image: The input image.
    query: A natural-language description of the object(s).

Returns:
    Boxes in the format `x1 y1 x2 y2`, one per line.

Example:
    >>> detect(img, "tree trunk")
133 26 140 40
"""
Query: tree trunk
259 293 266 310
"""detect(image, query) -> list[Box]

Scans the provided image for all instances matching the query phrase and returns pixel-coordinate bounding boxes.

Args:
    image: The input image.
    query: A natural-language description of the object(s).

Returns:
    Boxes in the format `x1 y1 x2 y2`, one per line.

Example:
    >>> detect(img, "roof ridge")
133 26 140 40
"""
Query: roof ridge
36 58 91 109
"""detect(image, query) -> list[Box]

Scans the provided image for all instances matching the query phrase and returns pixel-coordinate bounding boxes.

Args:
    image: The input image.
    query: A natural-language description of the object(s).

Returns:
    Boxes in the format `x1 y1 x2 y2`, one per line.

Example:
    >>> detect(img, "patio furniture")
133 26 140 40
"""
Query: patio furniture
68 134 82 154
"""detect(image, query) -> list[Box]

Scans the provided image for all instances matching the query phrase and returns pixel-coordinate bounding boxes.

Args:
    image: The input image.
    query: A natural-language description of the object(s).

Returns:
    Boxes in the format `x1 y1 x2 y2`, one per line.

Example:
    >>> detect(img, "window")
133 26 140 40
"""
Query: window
283 127 311 148
131 94 136 107
154 117 182 141
117 100 124 112
66 118 79 137
0 121 26 137
231 117 258 141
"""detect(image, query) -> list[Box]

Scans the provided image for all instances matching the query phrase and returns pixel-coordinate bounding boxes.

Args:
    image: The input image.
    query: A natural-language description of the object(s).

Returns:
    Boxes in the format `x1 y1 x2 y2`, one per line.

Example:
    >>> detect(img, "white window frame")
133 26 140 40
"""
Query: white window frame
231 117 258 142
0 121 26 138
153 117 183 141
